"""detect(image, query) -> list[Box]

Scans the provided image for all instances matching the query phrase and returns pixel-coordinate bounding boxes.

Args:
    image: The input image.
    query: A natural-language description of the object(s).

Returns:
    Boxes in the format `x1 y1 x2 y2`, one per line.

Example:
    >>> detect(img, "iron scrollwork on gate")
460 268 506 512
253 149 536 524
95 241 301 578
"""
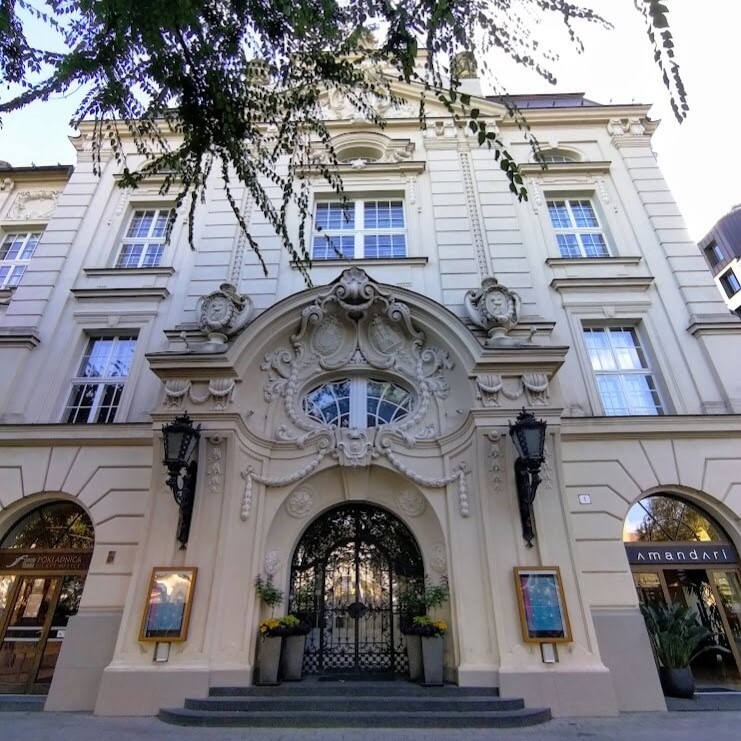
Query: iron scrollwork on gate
289 504 424 675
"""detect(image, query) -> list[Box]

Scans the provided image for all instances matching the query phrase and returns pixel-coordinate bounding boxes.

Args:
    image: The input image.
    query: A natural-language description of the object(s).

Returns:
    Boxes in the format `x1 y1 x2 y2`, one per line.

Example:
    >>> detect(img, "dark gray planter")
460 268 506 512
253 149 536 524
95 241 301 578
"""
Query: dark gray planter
421 635 444 686
406 635 422 682
659 667 695 698
256 635 282 685
279 634 306 681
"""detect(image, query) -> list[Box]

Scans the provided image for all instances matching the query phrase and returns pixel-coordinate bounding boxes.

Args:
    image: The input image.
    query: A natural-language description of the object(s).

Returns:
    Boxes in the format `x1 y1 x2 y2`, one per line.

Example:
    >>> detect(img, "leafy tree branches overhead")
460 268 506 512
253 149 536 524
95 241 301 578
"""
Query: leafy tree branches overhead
0 1 687 282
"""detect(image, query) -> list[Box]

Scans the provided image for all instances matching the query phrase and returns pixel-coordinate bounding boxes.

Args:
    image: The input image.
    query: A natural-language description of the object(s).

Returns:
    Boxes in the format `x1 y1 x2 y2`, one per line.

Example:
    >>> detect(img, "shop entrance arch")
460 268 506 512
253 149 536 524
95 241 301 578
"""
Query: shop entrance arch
0 501 94 694
288 503 424 675
624 494 741 686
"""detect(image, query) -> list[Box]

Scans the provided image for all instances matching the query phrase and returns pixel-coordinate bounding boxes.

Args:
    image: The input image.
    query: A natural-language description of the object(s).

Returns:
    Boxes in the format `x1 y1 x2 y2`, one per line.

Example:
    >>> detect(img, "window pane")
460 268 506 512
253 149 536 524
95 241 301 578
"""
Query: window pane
20 233 41 259
312 235 354 260
609 329 645 370
556 234 580 258
583 329 616 370
571 200 599 227
116 244 144 268
315 202 354 230
364 201 404 229
596 376 629 415
7 266 26 287
127 211 155 238
580 234 609 257
547 201 571 228
622 375 662 415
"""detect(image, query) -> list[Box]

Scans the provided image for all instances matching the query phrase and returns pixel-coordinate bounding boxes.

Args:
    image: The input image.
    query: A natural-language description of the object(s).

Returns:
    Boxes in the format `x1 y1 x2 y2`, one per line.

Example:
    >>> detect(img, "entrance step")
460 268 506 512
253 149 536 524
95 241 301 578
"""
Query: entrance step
159 681 551 728
0 694 46 712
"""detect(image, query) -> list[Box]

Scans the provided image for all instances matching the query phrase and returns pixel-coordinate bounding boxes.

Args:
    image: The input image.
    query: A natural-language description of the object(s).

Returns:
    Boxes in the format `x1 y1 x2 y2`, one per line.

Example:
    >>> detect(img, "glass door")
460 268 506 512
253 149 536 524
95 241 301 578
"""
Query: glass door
0 577 60 693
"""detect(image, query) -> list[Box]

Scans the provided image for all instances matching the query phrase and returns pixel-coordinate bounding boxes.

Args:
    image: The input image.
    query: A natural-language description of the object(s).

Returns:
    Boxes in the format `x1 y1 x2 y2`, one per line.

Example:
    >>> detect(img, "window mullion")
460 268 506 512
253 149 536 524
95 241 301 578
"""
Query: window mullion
349 377 366 428
355 201 364 259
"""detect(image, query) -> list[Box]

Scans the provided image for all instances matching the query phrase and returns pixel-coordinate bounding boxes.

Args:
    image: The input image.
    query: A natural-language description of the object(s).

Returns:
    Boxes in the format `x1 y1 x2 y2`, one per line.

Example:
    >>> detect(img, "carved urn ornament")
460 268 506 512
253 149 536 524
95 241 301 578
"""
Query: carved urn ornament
465 277 523 347
197 283 254 350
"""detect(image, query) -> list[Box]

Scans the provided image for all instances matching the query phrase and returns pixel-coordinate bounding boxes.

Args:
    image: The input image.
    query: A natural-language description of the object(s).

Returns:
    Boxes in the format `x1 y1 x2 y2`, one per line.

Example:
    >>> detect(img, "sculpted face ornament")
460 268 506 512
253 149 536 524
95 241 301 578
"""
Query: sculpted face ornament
465 277 526 347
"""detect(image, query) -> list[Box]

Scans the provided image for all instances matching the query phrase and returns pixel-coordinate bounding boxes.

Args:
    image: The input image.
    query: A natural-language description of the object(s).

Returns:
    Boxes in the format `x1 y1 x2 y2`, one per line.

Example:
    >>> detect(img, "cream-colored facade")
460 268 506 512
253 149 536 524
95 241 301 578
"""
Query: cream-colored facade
1 82 740 719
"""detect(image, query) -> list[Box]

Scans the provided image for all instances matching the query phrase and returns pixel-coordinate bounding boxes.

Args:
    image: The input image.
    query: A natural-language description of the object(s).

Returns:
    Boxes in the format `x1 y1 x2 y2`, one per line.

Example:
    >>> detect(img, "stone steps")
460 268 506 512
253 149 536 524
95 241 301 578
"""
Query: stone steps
159 682 552 728
0 694 46 712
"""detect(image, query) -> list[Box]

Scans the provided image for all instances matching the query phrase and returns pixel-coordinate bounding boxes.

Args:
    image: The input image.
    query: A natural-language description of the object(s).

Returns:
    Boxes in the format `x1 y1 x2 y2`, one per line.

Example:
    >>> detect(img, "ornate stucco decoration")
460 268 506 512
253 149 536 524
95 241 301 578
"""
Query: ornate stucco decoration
7 189 60 220
263 550 282 577
195 283 254 351
475 373 549 407
465 277 526 347
396 487 426 517
262 266 452 451
430 543 448 574
486 431 504 491
285 486 315 519
163 377 236 411
206 436 224 495
241 268 471 519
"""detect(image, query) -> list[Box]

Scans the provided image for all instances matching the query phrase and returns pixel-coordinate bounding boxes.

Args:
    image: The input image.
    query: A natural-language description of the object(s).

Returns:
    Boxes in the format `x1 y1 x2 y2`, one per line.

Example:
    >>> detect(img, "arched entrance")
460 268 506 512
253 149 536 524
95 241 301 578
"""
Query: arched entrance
0 501 94 694
289 503 424 675
624 494 741 686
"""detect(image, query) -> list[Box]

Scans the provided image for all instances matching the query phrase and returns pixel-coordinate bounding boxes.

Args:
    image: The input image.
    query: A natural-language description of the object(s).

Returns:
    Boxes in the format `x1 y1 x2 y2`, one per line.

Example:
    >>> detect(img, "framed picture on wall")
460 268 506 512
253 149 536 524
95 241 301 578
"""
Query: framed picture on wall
513 567 572 644
139 567 197 642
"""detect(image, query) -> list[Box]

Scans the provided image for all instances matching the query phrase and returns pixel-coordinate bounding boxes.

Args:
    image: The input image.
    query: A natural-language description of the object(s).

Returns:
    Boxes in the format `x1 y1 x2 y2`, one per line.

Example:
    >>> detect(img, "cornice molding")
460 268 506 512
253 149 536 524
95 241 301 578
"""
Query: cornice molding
71 287 170 301
520 161 612 176
550 276 654 293
687 314 741 337
84 267 175 278
561 414 741 440
0 327 40 349
546 256 642 269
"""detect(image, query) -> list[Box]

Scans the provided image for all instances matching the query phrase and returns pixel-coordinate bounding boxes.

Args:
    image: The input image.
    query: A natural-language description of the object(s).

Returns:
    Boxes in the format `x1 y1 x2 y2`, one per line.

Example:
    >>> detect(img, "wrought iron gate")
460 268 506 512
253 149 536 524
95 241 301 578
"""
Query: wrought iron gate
289 504 424 674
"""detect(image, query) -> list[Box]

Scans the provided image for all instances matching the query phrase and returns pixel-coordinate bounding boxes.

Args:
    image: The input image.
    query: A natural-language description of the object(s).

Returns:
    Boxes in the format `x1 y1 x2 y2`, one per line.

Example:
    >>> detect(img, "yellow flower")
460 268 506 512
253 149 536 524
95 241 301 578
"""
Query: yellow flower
259 618 281 636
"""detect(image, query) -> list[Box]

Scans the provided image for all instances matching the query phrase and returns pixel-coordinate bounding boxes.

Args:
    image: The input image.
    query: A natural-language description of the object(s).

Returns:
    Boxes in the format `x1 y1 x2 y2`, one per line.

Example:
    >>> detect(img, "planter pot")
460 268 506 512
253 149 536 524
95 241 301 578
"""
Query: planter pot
279 634 306 681
659 667 696 698
256 635 282 685
406 635 422 682
420 635 444 686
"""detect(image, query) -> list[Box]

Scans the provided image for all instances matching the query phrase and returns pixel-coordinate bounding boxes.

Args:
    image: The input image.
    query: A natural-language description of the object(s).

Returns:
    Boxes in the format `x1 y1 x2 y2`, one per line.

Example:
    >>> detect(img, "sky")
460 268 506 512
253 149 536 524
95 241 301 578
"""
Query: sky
0 2 738 241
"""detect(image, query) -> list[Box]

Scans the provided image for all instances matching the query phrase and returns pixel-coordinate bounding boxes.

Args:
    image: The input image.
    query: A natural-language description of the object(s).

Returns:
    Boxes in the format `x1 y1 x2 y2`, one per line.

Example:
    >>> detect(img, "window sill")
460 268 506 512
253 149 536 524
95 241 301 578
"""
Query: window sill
292 257 428 269
546 256 641 268
84 267 175 278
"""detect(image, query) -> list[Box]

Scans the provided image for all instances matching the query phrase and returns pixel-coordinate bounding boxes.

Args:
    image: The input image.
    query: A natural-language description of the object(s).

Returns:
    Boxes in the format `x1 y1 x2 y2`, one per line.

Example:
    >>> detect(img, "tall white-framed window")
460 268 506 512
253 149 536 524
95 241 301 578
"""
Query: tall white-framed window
583 326 663 416
0 231 42 288
547 199 609 258
63 335 137 423
312 199 407 260
115 209 173 268
303 377 413 428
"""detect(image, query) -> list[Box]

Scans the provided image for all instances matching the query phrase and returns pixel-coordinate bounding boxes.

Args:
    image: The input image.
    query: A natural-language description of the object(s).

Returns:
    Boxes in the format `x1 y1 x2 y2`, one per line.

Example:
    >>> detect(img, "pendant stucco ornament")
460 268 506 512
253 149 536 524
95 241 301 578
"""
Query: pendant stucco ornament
196 283 254 351
465 277 524 347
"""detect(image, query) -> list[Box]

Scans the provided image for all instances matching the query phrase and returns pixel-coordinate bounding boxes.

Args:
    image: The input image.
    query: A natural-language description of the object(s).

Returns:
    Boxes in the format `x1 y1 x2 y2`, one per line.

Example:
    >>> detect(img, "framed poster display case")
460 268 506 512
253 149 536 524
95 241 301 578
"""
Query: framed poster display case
139 567 197 642
513 566 572 644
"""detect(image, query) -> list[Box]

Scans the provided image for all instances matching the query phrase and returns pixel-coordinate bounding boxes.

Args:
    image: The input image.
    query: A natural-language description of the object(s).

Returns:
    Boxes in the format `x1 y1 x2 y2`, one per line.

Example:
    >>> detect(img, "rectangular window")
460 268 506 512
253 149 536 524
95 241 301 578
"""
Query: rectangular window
312 199 406 260
0 231 42 288
115 209 172 268
583 326 663 416
704 241 724 267
719 269 741 298
547 199 609 258
64 335 137 424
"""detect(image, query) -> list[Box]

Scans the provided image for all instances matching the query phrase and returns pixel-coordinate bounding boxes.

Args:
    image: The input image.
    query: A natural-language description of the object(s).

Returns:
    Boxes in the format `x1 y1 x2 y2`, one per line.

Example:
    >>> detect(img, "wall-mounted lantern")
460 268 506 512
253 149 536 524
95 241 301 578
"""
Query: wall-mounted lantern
508 408 547 548
162 413 201 549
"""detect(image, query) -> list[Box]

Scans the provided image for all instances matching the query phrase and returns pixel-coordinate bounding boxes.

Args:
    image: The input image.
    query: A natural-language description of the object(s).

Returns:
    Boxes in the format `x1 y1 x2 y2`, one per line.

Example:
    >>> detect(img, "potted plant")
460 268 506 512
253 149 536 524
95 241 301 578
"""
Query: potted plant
255 576 284 685
408 616 448 686
400 578 449 682
278 615 310 681
640 602 726 699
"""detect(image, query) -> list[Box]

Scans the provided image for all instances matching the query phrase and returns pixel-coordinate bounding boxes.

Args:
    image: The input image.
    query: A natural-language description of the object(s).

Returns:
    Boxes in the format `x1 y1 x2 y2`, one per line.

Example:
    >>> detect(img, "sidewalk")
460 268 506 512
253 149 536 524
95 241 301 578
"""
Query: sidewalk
2 710 741 741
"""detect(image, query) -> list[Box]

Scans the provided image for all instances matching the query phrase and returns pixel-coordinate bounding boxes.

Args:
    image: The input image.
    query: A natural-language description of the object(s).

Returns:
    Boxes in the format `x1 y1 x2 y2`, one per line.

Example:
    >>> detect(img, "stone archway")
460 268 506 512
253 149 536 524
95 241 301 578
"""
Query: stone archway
288 502 424 675
0 500 94 694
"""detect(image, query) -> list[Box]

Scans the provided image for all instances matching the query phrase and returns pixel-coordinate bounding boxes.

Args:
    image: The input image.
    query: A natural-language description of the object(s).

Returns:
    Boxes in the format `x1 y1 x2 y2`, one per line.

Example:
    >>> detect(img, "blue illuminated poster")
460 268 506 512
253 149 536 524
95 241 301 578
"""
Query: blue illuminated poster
514 567 572 643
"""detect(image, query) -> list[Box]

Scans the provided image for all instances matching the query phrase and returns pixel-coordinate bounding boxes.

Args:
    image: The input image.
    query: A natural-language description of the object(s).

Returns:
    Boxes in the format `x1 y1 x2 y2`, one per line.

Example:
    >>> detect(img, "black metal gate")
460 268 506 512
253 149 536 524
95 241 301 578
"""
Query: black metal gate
289 504 423 675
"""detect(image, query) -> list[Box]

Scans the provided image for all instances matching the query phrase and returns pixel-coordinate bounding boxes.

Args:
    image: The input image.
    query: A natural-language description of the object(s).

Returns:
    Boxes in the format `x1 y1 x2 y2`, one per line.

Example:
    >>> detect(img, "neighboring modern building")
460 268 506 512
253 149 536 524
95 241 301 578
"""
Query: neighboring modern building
1 74 740 720
698 204 741 317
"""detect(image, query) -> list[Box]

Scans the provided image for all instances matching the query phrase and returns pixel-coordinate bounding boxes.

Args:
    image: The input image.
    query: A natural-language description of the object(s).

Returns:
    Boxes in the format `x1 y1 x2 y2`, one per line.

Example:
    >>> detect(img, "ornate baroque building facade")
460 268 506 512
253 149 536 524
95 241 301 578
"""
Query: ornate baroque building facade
1 81 740 718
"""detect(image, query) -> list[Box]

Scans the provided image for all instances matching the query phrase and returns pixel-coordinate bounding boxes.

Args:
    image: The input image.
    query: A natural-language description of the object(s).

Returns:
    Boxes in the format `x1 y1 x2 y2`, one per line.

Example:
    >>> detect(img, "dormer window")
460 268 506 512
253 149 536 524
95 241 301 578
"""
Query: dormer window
304 378 413 428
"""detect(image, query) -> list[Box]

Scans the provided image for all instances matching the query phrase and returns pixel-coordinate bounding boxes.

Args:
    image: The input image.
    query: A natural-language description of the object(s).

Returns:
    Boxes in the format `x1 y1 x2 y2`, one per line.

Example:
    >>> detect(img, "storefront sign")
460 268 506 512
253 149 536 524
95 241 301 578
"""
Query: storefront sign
625 544 737 565
0 549 92 572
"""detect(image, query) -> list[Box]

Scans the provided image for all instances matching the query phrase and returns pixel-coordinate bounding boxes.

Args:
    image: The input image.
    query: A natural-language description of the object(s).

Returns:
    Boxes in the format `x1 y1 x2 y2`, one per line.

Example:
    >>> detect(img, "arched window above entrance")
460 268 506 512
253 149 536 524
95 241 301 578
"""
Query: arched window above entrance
1 501 94 550
623 495 728 543
303 377 413 429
